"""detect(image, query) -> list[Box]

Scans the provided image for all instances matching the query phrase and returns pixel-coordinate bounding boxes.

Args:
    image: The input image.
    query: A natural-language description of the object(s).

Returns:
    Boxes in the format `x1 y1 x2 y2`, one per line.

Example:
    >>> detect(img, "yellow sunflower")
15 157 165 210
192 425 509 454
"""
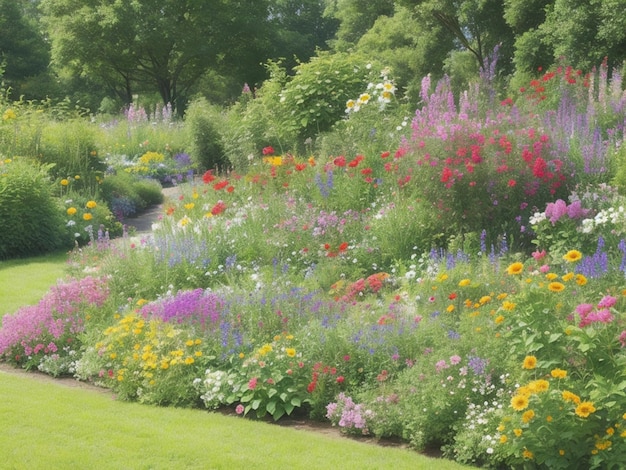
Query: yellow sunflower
563 250 582 262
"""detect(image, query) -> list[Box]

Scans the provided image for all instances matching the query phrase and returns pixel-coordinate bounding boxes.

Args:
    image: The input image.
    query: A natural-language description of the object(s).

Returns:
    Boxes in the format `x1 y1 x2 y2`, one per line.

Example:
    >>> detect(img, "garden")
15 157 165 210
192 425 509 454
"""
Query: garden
2 55 626 469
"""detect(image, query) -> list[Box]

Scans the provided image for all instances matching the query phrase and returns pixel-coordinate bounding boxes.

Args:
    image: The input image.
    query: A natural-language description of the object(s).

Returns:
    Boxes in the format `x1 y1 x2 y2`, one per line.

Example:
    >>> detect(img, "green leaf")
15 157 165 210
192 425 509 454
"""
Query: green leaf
268 388 278 398
280 392 288 402
290 397 301 407
266 400 276 415
284 402 294 415
251 399 262 410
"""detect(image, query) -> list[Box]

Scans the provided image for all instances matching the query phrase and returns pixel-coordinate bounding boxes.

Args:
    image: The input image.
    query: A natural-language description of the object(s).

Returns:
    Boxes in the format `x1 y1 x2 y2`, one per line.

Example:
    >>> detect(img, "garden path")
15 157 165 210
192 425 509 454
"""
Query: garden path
123 185 182 234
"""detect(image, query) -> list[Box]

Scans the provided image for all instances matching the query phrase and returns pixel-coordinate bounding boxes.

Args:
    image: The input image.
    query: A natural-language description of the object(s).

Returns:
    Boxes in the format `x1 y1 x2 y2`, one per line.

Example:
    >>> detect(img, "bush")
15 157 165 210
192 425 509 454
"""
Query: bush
38 119 105 194
0 157 69 259
99 172 163 220
185 98 228 172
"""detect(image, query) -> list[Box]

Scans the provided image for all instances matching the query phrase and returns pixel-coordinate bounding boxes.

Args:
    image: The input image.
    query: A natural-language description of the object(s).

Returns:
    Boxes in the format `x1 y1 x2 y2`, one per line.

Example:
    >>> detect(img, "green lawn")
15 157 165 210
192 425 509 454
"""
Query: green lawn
0 371 472 470
0 250 69 317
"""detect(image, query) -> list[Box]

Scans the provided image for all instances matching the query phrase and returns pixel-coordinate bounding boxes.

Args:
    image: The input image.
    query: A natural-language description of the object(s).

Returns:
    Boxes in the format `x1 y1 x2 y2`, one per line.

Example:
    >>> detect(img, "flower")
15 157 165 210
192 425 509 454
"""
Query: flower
248 377 258 390
562 390 581 404
548 282 565 292
83 213 93 221
550 368 567 379
285 348 296 357
458 279 471 287
511 394 529 411
235 404 245 414
563 250 582 262
262 146 275 155
86 200 97 209
60 179 69 186
506 262 524 275
575 401 596 418
522 409 535 423
67 207 77 216
522 355 537 369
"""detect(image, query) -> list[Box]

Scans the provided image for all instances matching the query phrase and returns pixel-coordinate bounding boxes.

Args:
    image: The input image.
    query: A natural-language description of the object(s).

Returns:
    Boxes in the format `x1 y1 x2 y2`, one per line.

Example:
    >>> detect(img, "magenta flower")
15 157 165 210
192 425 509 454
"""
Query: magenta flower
597 295 617 309
450 355 462 365
235 404 245 415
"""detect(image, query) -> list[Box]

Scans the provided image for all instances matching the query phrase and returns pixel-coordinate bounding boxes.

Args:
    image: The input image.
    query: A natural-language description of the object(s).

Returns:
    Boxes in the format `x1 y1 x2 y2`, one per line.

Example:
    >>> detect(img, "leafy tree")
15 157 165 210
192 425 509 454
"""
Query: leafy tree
397 0 515 75
323 0 395 50
269 0 339 72
40 0 272 110
0 0 49 97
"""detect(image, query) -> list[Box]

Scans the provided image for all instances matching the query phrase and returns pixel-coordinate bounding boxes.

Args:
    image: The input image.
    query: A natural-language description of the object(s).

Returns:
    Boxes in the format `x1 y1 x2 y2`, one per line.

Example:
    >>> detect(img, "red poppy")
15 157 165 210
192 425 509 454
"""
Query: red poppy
202 170 215 183
333 155 346 167
262 146 274 155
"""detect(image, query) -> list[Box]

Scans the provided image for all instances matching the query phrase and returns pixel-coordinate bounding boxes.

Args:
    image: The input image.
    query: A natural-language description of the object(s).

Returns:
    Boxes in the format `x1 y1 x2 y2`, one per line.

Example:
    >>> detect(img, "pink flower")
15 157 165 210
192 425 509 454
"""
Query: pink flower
450 355 462 365
598 295 617 309
532 250 546 261
247 377 258 390
619 331 626 348
575 303 595 319
235 404 245 415
435 360 448 372
336 376 345 384
262 146 274 155
539 264 550 273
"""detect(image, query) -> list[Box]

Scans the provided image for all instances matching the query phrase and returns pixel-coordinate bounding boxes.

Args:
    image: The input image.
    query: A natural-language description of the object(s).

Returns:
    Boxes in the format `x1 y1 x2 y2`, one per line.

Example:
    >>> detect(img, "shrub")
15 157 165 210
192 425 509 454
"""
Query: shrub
185 98 228 172
0 157 69 259
99 172 163 220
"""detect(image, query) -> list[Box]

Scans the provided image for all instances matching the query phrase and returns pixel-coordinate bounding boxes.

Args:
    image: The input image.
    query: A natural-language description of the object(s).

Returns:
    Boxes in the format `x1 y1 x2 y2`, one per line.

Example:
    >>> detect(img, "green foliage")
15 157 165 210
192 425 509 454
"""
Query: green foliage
184 98 228 172
0 157 69 259
278 51 385 143
99 172 163 219
38 119 104 193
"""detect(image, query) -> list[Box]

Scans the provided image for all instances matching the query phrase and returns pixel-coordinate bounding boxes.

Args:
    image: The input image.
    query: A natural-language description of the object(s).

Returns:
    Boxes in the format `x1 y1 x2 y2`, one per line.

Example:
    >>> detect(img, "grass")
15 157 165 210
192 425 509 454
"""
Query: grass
0 250 69 318
0 370 472 470
0 254 473 470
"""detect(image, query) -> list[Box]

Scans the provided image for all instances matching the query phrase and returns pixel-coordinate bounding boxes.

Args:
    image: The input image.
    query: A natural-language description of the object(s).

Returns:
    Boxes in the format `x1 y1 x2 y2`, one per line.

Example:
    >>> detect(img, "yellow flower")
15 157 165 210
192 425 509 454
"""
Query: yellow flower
185 339 195 347
528 379 549 393
184 202 195 210
2 108 16 120
522 410 535 423
506 262 524 275
562 390 581 404
548 282 565 292
479 295 492 305
458 279 471 287
446 304 455 313
513 428 523 437
607 427 615 436
575 274 587 286
500 435 508 444
194 351 202 357
559 449 565 456
502 300 516 311
595 440 612 450
86 200 97 209
238 352 245 359
545 272 558 280
74 175 80 180
285 348 296 357
194 339 202 345
562 272 574 282
575 401 596 418
60 179 69 186
262 156 283 166
563 250 582 262
67 207 77 216
522 449 533 459
83 213 93 221
184 356 195 365
522 355 537 370
511 394 529 411
550 368 567 379
495 315 505 324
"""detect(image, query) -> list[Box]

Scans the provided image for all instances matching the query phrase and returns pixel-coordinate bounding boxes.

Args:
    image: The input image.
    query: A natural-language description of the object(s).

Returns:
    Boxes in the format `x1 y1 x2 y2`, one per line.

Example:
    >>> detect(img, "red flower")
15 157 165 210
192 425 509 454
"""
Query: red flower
306 382 317 393
380 151 390 159
295 163 307 171
508 179 517 187
448 292 457 300
213 180 229 190
361 167 372 175
336 376 345 384
211 201 227 215
262 146 274 155
202 170 215 184
338 242 348 252
333 155 346 167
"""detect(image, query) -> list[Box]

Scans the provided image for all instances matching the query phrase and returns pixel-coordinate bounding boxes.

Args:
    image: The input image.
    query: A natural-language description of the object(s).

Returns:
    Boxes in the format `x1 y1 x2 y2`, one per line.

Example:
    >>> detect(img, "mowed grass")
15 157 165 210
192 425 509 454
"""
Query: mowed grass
0 250 69 318
0 371 472 470
0 254 473 470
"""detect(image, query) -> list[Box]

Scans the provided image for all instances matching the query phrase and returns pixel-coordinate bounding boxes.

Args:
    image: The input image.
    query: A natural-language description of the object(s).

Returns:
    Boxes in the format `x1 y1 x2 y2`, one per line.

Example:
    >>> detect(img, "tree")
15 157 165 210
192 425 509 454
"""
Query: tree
323 0 395 50
397 0 515 74
268 0 339 72
0 0 49 97
40 0 272 110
